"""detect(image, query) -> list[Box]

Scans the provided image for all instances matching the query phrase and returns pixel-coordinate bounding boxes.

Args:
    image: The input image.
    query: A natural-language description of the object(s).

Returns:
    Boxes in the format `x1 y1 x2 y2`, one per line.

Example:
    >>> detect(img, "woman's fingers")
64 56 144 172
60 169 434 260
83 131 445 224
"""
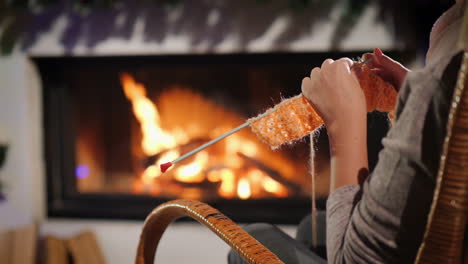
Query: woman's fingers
338 57 354 68
373 48 409 74
301 77 312 99
303 67 321 100
361 48 410 90
309 66 321 78
321 58 334 70
310 67 321 81
374 47 384 57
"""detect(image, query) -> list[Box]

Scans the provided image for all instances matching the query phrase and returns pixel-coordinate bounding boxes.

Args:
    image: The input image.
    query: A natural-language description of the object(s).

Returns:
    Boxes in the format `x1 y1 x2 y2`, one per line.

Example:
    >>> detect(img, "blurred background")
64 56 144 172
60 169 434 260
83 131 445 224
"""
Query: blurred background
0 0 456 263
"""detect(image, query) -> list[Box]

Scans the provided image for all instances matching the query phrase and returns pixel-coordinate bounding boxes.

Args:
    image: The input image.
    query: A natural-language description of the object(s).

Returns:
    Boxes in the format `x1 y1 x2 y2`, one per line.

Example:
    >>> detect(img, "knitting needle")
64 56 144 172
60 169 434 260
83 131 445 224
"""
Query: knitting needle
160 111 270 172
160 57 374 172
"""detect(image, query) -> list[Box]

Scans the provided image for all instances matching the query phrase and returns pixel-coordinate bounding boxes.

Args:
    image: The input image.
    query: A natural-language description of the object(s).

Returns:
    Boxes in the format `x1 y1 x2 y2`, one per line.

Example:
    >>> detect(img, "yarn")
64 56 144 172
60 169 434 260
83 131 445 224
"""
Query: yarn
249 62 397 148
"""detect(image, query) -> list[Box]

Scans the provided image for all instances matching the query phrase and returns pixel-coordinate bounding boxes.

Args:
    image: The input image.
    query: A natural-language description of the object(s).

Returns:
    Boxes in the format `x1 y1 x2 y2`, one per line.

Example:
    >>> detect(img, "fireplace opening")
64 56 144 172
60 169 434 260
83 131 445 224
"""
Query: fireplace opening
116 73 310 201
36 52 406 223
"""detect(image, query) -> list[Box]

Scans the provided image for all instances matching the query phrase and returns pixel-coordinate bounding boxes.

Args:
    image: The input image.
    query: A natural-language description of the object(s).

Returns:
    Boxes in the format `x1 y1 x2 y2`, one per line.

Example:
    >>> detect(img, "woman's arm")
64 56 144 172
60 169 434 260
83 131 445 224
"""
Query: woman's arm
303 50 410 192
304 50 415 263
302 58 368 192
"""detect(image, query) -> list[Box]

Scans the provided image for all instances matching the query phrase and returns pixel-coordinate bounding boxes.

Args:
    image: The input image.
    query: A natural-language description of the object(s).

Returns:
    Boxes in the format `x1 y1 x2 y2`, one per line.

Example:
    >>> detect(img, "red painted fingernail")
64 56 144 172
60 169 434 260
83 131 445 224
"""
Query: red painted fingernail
374 48 383 57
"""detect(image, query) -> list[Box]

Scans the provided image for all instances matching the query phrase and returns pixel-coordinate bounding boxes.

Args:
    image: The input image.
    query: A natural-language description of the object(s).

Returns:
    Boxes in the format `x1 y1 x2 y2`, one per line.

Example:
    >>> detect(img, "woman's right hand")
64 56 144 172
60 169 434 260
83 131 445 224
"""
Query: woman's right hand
363 48 410 91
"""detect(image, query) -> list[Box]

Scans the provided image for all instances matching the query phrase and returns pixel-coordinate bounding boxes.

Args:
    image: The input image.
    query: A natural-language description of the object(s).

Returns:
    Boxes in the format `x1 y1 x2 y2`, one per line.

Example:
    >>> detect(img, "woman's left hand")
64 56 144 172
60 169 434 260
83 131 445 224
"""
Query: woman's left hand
302 58 369 191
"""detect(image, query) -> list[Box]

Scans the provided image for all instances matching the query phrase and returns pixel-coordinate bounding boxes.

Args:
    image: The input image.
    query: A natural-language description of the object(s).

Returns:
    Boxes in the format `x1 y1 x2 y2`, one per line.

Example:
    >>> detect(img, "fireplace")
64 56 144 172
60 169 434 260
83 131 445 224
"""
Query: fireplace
35 51 399 223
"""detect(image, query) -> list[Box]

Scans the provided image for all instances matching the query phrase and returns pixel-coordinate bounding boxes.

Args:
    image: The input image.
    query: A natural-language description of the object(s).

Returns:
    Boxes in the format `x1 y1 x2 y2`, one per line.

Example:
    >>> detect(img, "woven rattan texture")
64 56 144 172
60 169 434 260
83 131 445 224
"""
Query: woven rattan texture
135 199 285 264
415 53 468 264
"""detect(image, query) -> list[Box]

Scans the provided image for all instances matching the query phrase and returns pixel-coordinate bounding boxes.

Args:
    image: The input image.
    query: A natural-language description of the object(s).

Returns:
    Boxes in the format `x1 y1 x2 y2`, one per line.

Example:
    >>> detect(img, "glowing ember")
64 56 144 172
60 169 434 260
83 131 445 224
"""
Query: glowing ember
174 151 208 183
263 177 282 193
218 169 236 198
207 170 222 182
237 178 251 200
142 165 160 184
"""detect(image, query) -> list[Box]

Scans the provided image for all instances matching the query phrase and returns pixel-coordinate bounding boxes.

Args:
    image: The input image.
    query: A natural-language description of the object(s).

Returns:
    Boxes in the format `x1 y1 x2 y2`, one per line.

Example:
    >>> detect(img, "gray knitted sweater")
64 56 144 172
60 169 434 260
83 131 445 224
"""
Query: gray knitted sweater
326 3 465 263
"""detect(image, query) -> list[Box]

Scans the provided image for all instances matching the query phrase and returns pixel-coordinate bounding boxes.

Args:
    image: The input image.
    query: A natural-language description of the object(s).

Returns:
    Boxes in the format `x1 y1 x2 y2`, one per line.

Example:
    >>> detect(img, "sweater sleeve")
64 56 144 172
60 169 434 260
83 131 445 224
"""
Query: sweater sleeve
326 185 362 263
324 52 462 264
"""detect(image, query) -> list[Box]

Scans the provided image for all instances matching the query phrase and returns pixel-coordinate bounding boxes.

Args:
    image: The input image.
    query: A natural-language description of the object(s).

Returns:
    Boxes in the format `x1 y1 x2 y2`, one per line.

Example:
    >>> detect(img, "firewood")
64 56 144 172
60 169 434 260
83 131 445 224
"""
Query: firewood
45 235 69 264
0 224 37 264
67 231 106 264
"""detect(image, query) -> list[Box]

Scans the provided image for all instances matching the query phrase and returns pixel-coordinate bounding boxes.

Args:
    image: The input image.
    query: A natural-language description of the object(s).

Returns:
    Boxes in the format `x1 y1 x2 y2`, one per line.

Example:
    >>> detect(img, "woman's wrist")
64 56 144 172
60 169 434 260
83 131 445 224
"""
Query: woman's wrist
328 121 367 156
326 111 367 146
326 113 368 192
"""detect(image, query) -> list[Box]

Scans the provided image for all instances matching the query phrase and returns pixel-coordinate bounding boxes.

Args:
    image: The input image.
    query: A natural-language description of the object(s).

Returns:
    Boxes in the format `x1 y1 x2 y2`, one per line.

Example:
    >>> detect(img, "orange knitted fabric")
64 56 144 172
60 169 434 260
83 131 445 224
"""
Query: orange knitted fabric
249 62 397 148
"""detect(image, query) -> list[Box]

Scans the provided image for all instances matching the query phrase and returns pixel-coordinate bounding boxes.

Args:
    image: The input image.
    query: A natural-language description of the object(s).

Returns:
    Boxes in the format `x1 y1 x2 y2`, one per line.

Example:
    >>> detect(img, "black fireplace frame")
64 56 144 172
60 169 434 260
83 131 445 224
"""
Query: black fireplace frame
35 51 410 224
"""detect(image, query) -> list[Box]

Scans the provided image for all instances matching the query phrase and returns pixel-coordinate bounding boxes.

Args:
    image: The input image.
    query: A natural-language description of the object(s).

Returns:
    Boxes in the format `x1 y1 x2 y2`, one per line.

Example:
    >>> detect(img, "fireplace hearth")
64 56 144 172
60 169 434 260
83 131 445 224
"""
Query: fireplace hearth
36 51 402 223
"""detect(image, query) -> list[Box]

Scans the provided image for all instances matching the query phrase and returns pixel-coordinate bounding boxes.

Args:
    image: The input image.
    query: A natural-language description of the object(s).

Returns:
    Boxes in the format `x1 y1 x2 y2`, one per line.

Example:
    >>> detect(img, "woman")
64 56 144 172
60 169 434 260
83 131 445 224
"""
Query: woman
228 0 466 263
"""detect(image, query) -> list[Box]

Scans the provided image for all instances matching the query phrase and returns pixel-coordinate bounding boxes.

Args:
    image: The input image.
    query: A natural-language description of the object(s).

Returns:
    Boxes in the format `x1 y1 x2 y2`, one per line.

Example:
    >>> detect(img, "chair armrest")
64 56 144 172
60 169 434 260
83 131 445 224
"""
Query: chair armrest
135 199 285 264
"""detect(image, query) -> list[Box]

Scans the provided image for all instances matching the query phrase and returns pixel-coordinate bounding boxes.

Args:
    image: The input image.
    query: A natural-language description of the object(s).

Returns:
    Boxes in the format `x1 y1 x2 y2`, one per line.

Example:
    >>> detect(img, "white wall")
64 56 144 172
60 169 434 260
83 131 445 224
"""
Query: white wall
0 1 395 263
0 57 44 226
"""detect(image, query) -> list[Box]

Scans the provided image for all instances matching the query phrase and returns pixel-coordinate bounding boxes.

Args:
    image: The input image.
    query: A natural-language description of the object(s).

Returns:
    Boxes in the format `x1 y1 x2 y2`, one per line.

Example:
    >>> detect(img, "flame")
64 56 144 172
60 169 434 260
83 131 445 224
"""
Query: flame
174 151 208 183
224 135 259 169
141 150 180 184
263 177 283 194
246 169 288 197
237 178 251 200
246 168 265 182
207 170 223 182
226 135 258 156
263 178 288 198
120 73 304 200
218 169 236 198
120 73 177 155
141 165 160 184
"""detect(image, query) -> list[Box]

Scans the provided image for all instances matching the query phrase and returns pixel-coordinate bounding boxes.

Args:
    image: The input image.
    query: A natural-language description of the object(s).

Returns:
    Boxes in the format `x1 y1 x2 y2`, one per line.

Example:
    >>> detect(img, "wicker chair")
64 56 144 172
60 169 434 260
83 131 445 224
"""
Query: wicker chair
135 7 468 264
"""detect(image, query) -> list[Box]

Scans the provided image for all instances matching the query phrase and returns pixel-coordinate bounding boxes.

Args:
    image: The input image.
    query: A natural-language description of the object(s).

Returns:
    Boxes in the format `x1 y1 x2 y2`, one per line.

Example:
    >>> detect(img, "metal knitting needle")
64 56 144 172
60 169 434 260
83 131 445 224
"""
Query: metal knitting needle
160 57 374 172
160 111 270 172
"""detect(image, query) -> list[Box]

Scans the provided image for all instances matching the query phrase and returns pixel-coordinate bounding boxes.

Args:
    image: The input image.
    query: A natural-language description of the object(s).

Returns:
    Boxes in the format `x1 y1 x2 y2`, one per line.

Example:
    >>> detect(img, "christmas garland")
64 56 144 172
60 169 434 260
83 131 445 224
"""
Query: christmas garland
0 0 371 54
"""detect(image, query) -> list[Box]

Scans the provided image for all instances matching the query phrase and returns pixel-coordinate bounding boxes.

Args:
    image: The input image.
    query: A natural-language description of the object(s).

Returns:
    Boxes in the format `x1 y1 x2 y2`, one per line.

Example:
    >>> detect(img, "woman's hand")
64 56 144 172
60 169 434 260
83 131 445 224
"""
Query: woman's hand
363 48 410 91
302 58 368 192
301 58 366 134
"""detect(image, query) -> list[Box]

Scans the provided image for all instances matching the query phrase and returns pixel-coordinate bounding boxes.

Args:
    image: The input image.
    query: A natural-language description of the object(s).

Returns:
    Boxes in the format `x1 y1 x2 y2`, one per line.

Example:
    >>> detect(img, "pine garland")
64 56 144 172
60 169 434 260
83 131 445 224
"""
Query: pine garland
0 0 373 54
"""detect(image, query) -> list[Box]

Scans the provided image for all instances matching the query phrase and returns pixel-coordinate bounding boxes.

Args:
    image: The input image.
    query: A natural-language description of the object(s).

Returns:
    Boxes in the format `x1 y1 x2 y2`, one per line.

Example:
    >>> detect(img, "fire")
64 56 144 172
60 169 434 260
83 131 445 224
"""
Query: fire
218 169 236 198
120 73 177 155
141 150 180 184
120 73 305 200
207 169 223 182
174 151 208 183
237 178 252 200
142 165 160 184
226 135 258 156
264 178 281 193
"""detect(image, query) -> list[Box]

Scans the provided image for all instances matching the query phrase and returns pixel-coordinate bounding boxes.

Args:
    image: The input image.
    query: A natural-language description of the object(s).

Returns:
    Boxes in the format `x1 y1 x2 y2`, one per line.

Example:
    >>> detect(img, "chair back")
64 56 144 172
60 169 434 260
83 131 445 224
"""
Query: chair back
135 199 285 264
415 4 468 263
